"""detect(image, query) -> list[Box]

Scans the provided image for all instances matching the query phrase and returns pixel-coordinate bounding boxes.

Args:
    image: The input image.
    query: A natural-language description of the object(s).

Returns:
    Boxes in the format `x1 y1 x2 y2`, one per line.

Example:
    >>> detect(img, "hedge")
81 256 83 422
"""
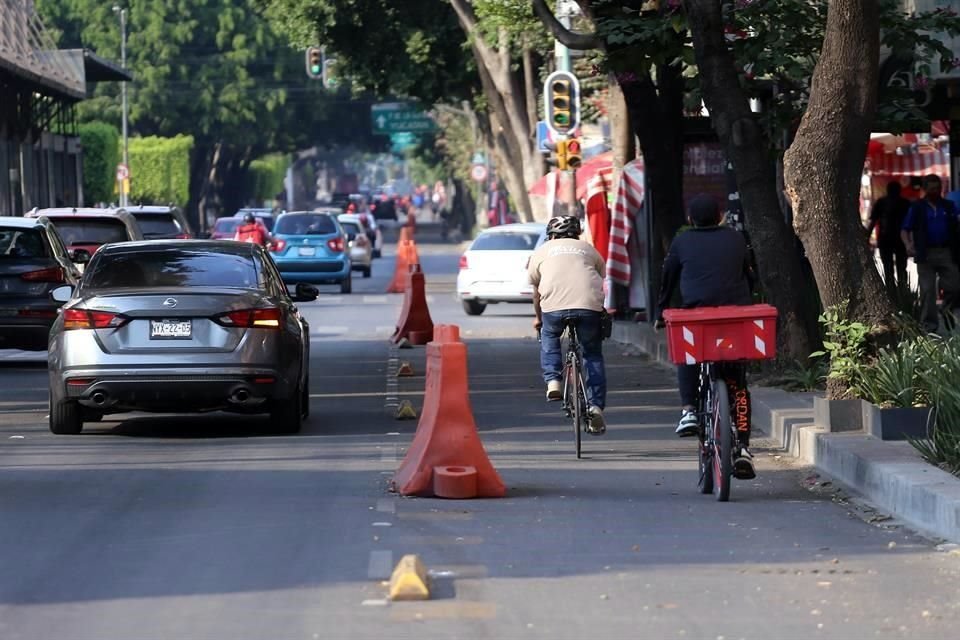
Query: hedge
249 154 289 203
127 135 194 207
79 122 120 205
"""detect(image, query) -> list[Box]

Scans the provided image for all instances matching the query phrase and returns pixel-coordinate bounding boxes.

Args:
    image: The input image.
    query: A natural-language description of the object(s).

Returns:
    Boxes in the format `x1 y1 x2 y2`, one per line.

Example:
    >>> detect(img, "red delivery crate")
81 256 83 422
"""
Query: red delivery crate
663 304 778 365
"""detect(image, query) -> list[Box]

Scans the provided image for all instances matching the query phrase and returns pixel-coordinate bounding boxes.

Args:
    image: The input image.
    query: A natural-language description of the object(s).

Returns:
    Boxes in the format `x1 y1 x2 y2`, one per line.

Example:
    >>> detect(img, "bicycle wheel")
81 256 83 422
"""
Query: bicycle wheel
567 357 583 459
712 380 733 502
698 387 714 494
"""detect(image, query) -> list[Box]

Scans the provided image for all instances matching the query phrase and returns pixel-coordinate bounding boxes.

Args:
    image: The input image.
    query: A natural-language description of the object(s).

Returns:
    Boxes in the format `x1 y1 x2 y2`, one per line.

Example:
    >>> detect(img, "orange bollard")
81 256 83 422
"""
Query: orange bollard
392 264 433 345
398 226 411 244
386 239 412 293
406 210 416 233
391 324 506 499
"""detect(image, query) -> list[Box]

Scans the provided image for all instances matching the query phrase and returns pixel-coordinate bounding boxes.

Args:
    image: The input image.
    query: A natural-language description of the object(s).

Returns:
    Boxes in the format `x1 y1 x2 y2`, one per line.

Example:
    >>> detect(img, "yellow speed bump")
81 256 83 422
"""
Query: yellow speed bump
396 362 415 377
388 554 430 601
395 400 417 420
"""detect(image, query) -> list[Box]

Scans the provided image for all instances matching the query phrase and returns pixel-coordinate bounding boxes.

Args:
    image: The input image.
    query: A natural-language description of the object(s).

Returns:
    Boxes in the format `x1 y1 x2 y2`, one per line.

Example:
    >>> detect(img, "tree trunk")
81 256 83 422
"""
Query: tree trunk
783 0 893 331
522 42 539 136
685 0 817 362
608 76 635 183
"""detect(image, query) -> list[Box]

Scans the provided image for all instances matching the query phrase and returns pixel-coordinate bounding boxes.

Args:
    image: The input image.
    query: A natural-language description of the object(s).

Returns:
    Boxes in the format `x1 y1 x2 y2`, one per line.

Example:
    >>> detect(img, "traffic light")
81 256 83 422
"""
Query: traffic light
306 47 322 79
543 70 580 136
565 138 582 169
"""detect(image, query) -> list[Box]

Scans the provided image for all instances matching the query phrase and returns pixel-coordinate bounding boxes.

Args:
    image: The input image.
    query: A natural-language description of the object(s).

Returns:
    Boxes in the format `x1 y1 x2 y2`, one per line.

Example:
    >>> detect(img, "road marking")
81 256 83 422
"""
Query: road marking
397 512 474 522
372 522 393 527
398 536 484 545
310 326 349 335
367 550 394 579
364 295 389 304
376 499 396 513
389 602 496 621
361 599 389 607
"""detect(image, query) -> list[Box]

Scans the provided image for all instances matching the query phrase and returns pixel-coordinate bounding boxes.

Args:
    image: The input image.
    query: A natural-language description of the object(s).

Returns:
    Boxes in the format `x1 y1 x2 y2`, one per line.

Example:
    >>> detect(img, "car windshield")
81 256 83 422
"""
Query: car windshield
275 214 337 236
133 214 182 238
471 232 541 251
83 248 259 289
340 222 361 237
213 218 240 234
0 227 50 259
51 219 128 246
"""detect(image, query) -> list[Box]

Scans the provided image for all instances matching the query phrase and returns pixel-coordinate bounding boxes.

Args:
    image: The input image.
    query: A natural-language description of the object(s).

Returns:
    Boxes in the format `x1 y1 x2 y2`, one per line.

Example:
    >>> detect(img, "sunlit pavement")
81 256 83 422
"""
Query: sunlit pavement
1 225 958 639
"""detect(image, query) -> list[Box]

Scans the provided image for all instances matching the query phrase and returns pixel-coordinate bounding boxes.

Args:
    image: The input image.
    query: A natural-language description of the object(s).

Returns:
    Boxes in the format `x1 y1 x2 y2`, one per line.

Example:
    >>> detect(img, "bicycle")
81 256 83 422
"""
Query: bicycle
663 304 778 502
538 319 589 459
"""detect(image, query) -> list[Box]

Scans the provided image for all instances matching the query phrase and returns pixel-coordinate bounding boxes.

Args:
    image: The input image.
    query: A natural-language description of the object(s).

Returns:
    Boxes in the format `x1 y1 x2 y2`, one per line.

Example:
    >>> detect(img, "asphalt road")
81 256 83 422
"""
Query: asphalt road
1 224 959 639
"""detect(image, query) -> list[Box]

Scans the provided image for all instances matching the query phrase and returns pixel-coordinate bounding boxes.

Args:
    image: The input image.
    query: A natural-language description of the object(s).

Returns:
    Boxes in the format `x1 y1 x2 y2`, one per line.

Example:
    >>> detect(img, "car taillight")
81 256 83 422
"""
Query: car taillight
18 309 57 319
176 233 191 239
20 266 65 283
214 308 281 329
63 309 127 330
327 237 344 253
270 239 287 253
459 255 468 270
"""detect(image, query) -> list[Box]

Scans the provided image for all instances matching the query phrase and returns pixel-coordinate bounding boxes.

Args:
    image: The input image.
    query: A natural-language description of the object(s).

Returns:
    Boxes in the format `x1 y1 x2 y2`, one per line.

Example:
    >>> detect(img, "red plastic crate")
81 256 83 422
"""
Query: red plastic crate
663 304 778 365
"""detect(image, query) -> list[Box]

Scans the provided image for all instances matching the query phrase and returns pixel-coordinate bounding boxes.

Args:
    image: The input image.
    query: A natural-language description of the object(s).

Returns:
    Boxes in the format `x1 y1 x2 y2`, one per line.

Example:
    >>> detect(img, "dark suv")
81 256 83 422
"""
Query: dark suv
128 205 195 239
0 217 85 350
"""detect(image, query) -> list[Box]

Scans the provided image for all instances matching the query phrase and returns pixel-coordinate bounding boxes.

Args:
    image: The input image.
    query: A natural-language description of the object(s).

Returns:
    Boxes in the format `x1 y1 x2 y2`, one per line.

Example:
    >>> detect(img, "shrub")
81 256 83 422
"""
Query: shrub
249 154 289 203
78 122 120 205
127 135 194 207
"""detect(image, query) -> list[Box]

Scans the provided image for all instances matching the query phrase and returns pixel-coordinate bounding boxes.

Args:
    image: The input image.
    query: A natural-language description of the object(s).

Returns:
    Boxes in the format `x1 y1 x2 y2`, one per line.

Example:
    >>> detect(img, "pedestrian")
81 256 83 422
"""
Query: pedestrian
901 174 960 332
234 213 268 247
867 181 910 296
529 215 608 434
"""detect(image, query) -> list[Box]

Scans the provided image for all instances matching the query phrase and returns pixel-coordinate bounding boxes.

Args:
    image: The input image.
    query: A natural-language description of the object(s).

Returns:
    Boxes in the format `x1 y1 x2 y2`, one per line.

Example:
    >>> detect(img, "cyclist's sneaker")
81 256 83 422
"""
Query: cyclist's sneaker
546 380 562 401
586 406 606 435
733 447 756 480
675 410 699 437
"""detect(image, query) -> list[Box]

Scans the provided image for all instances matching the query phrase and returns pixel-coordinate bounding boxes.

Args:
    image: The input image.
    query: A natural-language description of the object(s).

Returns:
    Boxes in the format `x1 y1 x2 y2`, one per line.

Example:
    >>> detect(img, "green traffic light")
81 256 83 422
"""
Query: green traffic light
553 113 570 126
311 65 321 74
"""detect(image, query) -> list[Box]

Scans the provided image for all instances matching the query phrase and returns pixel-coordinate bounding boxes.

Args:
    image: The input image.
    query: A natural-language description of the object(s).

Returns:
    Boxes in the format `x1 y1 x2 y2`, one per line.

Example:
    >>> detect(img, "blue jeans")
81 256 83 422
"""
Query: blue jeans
540 309 606 410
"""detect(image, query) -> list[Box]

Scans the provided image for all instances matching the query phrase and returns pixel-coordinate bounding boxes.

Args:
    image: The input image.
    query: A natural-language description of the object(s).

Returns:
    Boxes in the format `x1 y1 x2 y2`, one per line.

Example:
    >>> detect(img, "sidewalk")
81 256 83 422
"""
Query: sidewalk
612 319 960 543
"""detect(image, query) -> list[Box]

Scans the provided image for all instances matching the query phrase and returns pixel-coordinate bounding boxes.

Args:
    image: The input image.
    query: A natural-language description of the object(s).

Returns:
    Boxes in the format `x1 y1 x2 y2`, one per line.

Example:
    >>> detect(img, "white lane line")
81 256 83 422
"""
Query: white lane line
361 599 389 607
376 499 396 513
310 326 349 335
380 448 397 463
367 550 394 580
364 296 389 304
372 522 392 527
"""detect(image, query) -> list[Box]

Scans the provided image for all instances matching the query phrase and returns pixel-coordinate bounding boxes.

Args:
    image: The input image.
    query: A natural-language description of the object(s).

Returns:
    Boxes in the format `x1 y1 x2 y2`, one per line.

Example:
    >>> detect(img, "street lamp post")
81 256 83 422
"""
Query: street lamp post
113 5 129 207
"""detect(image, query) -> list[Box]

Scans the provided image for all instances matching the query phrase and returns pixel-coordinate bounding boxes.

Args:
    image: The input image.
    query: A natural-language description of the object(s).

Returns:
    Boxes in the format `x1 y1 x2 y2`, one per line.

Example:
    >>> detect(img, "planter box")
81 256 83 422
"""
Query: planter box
813 396 864 433
862 403 933 441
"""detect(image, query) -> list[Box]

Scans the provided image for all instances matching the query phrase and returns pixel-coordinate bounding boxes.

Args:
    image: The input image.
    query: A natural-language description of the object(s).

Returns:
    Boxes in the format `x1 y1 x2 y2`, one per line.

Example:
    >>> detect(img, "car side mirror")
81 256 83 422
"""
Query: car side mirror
69 248 91 264
51 285 74 303
292 283 319 303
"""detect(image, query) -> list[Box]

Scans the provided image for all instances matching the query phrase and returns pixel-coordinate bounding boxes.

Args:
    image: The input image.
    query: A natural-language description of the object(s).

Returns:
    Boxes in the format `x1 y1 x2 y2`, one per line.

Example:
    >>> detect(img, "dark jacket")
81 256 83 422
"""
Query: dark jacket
657 225 753 315
905 198 960 265
869 195 910 247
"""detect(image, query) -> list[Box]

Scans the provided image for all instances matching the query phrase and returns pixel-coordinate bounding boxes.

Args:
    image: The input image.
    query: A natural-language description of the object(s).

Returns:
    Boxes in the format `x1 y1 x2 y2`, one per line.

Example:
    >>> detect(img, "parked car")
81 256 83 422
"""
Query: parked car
456 222 546 316
0 217 86 351
208 217 241 239
234 208 278 234
269 211 352 293
338 212 383 258
46 240 318 435
128 204 194 239
338 219 372 278
25 208 144 259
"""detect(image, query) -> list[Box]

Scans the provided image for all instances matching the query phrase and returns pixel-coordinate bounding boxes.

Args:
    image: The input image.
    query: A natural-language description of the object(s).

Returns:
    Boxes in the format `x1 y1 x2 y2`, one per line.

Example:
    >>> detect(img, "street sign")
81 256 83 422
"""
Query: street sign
470 164 488 183
390 132 417 153
371 103 437 134
471 151 486 165
116 163 129 182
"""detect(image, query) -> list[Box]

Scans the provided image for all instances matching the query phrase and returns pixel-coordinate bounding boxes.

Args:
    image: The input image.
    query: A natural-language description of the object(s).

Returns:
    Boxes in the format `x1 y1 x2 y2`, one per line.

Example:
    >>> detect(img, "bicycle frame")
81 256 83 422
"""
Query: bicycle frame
560 324 588 459
697 362 749 501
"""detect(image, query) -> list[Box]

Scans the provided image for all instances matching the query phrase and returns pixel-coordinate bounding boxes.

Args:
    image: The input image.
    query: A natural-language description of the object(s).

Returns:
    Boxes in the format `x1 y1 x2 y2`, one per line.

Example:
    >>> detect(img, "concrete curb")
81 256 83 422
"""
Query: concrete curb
612 319 960 543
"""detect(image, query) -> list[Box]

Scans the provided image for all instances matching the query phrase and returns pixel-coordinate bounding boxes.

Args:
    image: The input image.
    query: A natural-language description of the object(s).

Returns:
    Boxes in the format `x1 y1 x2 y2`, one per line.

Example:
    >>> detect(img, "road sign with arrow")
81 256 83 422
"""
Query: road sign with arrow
371 103 437 134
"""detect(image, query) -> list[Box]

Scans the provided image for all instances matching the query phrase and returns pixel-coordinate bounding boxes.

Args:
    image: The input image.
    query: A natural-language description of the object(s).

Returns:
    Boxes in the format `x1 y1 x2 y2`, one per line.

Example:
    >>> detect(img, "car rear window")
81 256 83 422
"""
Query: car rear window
275 214 337 236
238 212 274 231
84 249 259 289
133 213 182 237
51 218 129 245
214 218 240 233
471 232 541 251
340 222 362 236
0 227 50 259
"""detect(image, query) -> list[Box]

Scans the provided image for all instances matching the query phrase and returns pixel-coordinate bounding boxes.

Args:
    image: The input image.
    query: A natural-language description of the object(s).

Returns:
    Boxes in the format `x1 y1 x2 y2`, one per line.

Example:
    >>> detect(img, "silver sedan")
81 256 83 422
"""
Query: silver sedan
46 241 318 435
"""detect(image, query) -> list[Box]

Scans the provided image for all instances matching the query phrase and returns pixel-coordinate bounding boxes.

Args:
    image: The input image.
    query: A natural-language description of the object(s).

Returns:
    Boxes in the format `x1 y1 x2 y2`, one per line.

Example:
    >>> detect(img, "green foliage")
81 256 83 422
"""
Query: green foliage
127 135 194 207
78 122 120 205
907 335 960 476
249 154 289 203
809 304 871 394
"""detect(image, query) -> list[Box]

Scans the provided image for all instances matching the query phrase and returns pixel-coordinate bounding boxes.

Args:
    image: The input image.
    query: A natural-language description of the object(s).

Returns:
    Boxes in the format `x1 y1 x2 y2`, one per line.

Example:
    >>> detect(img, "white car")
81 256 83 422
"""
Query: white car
338 212 383 258
338 218 373 278
456 223 546 316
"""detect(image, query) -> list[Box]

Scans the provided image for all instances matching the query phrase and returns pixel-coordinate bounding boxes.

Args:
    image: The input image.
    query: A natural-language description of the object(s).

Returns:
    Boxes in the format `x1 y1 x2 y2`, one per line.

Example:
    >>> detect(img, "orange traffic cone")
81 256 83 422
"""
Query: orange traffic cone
392 264 433 345
391 325 506 499
386 239 413 293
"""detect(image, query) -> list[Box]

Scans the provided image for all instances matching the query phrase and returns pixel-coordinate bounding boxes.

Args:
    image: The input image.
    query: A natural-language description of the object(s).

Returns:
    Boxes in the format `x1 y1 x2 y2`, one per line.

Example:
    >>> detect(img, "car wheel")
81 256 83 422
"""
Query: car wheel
301 374 310 420
462 299 487 316
49 390 83 435
363 265 372 278
341 273 353 294
271 388 303 435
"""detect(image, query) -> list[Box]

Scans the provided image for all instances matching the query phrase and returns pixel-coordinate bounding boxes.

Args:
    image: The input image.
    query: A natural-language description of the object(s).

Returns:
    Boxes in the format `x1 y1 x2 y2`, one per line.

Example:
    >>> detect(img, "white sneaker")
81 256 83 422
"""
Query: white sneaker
587 406 606 435
675 410 699 437
546 379 562 401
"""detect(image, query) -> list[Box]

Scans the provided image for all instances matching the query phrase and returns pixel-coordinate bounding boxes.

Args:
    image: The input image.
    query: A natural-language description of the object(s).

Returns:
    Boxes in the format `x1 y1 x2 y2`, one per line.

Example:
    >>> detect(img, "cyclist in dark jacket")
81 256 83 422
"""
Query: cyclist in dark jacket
657 195 755 477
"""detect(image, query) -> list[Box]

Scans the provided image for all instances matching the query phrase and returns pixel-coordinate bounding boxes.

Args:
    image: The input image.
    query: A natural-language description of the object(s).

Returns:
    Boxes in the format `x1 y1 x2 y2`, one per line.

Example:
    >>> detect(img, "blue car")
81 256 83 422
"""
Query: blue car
269 211 352 293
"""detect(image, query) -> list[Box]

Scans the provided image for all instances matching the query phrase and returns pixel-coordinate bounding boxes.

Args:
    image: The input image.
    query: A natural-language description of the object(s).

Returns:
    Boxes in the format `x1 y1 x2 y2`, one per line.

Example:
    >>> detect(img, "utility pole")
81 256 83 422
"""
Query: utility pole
553 0 578 214
113 5 129 207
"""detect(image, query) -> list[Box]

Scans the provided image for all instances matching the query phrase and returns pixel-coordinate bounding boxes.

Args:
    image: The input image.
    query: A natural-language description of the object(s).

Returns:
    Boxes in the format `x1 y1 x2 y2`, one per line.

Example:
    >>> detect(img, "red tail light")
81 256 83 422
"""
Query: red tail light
63 309 127 330
176 233 191 239
459 254 468 270
270 238 287 253
214 307 282 329
18 309 57 319
327 236 344 253
20 266 65 283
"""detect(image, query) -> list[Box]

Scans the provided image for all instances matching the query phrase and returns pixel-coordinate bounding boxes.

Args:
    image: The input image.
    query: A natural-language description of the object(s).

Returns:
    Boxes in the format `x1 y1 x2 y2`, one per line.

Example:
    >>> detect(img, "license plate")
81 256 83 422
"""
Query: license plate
150 319 192 339
298 247 316 256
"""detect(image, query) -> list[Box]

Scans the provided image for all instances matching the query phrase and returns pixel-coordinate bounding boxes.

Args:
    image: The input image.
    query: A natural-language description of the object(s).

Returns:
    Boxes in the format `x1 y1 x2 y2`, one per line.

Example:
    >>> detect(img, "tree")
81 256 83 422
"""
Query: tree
77 122 120 205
